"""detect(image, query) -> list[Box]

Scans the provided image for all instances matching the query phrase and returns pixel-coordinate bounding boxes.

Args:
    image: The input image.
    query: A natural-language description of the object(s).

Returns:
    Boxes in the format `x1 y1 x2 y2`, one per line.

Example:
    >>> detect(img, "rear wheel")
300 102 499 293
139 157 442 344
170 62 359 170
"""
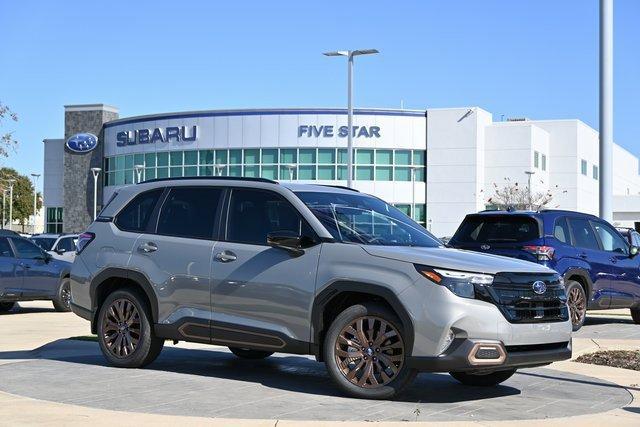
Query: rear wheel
450 369 516 386
0 302 15 312
323 302 417 399
631 308 640 324
228 347 273 359
52 278 72 312
97 288 164 368
565 280 587 331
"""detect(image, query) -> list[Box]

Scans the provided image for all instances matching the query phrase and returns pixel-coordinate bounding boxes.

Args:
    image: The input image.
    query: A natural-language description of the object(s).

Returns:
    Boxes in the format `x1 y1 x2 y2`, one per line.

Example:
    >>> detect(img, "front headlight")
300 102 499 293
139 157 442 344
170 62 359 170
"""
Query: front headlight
415 265 493 299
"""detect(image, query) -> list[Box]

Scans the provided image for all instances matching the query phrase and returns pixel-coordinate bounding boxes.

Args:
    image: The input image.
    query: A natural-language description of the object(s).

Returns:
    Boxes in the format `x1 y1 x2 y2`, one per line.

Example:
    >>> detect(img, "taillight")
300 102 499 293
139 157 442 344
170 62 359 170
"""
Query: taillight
76 232 95 254
522 245 555 261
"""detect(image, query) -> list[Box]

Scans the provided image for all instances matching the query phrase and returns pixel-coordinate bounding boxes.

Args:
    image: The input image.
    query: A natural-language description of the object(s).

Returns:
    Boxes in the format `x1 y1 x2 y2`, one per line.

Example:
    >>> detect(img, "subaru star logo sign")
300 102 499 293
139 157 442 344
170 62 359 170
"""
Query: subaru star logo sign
480 244 491 250
532 281 547 295
66 133 98 153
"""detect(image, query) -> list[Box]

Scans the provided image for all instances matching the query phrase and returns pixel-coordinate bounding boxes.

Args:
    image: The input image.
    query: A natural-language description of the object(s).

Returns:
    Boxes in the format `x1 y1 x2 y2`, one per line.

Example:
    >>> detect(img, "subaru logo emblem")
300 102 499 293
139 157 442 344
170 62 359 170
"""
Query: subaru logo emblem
480 244 490 250
532 281 547 294
66 133 98 153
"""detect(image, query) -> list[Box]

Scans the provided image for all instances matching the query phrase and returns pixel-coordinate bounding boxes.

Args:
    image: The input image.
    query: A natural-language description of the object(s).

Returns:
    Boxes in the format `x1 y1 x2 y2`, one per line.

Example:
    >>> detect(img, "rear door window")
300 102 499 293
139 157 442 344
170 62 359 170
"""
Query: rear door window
568 218 600 250
11 238 44 259
156 187 223 239
453 215 540 243
115 188 164 232
553 217 571 244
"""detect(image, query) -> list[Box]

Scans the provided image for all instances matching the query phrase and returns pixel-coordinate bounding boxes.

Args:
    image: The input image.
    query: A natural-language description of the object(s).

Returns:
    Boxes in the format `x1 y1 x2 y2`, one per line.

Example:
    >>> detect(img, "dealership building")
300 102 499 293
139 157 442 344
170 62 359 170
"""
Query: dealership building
43 104 640 237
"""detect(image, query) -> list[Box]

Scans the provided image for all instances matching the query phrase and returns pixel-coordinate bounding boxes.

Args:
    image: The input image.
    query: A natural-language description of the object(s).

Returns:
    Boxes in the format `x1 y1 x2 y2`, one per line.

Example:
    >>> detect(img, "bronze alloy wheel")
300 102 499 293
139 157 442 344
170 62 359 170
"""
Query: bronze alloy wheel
334 316 405 388
568 286 586 325
101 298 141 358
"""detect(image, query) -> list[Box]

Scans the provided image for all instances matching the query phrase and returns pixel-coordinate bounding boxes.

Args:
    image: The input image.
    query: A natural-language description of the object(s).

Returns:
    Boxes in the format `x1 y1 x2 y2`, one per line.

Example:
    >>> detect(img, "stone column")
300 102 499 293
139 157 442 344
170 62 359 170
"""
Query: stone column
63 104 119 233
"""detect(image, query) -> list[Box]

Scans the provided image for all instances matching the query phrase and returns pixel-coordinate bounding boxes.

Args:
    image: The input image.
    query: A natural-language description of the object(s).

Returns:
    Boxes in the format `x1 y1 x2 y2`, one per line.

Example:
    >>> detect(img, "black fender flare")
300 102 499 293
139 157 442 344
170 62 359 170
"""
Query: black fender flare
562 268 593 298
311 281 415 356
89 267 159 325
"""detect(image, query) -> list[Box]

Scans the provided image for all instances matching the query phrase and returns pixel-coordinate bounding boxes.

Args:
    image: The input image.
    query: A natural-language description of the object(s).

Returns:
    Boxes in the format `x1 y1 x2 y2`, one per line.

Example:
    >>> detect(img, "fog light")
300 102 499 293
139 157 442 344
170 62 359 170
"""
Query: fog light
437 330 455 355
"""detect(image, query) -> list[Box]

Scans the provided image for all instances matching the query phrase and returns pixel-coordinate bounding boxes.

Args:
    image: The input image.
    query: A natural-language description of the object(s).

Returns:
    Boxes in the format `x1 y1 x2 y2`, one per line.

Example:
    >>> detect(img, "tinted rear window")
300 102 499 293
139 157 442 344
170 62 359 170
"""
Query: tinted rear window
453 215 540 243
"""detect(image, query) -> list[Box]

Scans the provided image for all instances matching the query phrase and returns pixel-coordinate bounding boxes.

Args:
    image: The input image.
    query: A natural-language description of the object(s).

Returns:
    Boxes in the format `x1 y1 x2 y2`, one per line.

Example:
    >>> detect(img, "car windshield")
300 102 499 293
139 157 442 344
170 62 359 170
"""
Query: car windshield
31 237 56 251
295 191 441 247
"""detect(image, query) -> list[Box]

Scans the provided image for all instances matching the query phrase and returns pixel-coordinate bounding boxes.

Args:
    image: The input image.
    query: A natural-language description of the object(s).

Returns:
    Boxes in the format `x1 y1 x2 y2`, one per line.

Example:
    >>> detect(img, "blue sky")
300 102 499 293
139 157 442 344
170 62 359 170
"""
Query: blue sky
1 0 638 190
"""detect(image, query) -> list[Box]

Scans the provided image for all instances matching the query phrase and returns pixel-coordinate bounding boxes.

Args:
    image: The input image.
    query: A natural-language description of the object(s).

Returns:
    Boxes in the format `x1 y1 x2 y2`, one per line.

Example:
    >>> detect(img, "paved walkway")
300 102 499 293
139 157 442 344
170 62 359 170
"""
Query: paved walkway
0 302 638 425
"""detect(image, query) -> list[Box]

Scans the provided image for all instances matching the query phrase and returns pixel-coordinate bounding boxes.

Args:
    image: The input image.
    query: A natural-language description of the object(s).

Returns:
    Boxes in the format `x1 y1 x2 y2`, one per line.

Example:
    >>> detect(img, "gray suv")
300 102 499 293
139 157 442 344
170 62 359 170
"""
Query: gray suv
70 178 572 399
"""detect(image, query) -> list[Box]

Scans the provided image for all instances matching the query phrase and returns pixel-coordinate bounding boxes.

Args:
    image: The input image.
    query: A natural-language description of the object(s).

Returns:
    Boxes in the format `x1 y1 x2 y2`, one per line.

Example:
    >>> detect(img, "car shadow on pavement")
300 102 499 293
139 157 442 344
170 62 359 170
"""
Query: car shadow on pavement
584 316 634 326
0 304 56 316
518 370 640 392
0 339 521 403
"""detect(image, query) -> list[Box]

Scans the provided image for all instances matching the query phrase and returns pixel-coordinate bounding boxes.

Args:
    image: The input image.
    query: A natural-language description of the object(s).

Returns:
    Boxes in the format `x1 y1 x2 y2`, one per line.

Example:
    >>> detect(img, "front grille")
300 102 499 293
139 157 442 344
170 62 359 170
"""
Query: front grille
505 341 569 353
476 272 569 324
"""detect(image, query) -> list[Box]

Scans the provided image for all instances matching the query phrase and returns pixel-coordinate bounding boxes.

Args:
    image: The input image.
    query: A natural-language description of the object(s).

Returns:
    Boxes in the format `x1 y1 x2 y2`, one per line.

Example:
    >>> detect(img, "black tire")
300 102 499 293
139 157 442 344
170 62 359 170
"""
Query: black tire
565 280 587 331
97 288 164 368
631 308 640 324
450 369 516 386
228 347 274 359
323 302 417 399
0 302 15 312
52 278 72 312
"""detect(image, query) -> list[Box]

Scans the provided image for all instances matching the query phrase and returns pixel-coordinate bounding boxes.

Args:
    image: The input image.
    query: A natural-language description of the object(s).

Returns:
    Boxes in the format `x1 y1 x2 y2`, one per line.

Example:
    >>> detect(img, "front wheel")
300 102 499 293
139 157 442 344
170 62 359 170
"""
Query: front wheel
97 288 164 368
565 280 587 331
0 302 15 312
52 278 72 312
229 347 274 359
323 302 417 399
450 369 516 386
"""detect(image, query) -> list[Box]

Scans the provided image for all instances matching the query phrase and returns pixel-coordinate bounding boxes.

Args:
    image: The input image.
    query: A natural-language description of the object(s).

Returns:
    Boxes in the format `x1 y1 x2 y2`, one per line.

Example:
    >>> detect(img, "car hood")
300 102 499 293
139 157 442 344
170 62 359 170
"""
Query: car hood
360 245 554 275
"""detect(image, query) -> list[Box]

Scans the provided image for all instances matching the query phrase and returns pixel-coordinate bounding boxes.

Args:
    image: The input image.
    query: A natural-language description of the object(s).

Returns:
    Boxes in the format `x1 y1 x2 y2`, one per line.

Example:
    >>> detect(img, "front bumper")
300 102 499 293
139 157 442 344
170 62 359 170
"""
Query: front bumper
407 338 571 372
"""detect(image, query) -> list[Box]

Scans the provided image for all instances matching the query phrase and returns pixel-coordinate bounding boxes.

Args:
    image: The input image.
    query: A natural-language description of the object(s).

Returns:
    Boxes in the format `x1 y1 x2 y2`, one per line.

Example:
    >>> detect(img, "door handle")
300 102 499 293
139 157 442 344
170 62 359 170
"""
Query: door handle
215 251 237 262
579 253 588 259
138 242 158 253
610 257 618 264
19 263 31 269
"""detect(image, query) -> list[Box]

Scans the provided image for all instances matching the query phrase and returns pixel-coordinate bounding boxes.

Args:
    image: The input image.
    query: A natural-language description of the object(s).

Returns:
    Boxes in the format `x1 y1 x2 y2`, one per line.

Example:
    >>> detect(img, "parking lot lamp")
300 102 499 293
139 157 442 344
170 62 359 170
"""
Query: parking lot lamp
134 164 144 184
284 164 296 182
525 170 535 210
90 168 101 220
214 163 226 177
30 173 40 231
1 189 6 229
323 49 379 188
7 179 15 231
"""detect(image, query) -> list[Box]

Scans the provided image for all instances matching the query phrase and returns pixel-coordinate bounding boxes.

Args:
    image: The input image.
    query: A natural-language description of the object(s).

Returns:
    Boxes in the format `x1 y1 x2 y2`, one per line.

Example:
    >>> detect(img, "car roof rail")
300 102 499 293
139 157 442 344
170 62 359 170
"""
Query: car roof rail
139 176 279 185
317 185 360 192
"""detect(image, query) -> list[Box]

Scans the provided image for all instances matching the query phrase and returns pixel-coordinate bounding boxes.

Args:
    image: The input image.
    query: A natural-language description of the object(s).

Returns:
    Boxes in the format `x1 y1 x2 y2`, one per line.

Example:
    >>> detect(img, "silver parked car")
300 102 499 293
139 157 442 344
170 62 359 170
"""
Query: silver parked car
70 178 571 399
31 233 79 262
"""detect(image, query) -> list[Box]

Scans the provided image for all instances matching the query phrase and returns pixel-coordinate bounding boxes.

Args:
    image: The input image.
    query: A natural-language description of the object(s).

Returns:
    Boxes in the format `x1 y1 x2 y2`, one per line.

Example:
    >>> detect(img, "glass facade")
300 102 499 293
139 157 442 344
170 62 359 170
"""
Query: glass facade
104 148 428 226
104 148 427 186
46 207 63 233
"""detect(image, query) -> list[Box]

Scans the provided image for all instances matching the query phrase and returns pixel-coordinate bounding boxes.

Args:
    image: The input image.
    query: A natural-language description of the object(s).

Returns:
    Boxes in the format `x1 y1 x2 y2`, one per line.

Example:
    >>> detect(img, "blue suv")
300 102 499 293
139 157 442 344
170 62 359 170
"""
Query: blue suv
449 210 640 330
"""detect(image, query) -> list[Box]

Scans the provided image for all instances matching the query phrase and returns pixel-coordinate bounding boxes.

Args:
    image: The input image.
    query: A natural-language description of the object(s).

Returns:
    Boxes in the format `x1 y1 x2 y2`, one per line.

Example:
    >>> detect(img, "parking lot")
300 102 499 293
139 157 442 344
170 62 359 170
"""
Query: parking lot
1 302 639 425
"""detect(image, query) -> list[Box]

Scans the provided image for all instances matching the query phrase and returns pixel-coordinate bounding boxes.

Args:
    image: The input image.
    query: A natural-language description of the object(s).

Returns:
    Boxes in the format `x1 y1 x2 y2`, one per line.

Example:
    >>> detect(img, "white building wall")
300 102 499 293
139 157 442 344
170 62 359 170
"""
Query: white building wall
613 144 640 196
426 107 490 237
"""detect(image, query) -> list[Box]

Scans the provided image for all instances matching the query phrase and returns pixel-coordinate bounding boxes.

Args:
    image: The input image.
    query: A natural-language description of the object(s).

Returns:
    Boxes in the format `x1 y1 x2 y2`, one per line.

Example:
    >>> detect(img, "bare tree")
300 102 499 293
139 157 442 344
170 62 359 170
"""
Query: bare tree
487 177 566 211
0 102 18 158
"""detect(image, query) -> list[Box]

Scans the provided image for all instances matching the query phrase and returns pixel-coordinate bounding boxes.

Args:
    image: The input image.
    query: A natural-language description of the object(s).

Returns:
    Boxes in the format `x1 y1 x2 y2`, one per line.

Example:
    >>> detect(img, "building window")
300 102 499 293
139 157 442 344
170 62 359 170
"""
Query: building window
393 203 427 227
46 207 63 233
104 148 427 185
593 165 599 180
581 159 588 175
541 154 547 171
534 151 539 168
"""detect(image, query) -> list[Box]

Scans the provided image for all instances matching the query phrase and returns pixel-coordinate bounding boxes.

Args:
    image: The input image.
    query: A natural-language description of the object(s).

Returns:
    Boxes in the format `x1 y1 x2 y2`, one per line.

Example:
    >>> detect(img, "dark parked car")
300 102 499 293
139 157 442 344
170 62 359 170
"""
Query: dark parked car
0 234 72 312
449 210 640 330
617 227 640 247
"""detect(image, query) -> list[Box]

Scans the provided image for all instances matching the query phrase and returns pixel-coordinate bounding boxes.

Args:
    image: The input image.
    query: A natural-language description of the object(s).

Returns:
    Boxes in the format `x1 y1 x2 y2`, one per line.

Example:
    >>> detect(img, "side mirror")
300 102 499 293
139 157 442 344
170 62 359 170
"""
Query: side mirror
630 246 639 258
37 252 53 263
55 248 66 255
267 231 308 256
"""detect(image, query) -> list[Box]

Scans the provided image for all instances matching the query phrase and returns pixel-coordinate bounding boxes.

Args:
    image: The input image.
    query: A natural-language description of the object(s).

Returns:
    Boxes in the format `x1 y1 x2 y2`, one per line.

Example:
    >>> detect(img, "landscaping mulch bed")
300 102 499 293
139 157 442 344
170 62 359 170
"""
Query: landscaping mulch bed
576 350 640 371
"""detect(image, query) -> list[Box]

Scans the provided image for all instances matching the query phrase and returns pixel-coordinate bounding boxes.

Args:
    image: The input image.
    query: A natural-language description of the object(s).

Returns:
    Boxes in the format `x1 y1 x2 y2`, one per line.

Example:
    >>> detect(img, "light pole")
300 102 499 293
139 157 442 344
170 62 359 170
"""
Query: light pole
410 166 420 221
134 164 144 184
284 164 296 182
214 162 226 177
599 0 613 222
7 179 15 231
1 189 6 229
323 49 379 188
90 168 101 220
30 173 40 232
525 171 535 210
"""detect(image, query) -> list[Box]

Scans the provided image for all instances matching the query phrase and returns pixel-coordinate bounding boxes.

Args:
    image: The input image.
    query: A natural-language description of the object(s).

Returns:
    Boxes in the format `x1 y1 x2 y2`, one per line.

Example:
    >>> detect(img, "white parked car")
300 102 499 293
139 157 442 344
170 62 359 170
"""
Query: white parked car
31 233 78 262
